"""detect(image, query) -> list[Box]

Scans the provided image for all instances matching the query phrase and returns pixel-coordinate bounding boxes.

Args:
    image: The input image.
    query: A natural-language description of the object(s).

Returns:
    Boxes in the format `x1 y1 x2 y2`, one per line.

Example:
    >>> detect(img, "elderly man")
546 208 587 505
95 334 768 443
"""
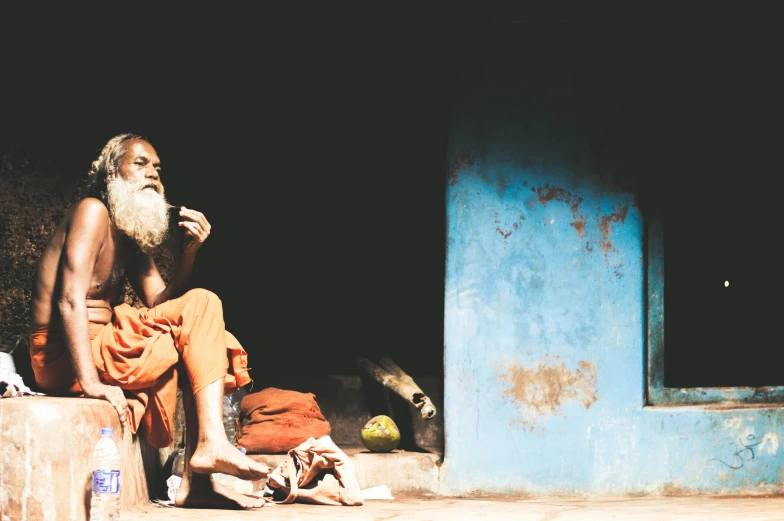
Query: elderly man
28 133 268 509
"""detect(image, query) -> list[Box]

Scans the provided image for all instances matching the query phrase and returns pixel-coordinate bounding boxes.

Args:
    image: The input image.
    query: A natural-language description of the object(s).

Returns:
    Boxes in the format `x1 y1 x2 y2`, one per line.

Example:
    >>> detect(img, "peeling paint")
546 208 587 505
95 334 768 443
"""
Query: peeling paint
448 152 475 187
598 202 629 256
496 227 512 239
530 185 630 273
758 433 779 455
495 214 526 240
534 184 588 240
535 184 583 214
496 356 598 430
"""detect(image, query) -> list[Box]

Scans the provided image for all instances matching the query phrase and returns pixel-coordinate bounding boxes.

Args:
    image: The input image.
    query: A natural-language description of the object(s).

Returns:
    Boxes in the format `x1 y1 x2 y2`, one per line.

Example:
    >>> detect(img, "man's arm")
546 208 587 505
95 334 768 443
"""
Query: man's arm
130 206 212 308
58 199 128 424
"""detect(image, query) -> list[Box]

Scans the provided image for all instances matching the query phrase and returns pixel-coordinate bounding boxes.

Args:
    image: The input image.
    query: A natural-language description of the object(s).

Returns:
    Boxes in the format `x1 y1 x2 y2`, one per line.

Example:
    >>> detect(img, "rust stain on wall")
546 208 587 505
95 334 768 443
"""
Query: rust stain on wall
447 152 475 187
598 203 629 256
496 227 512 239
496 356 598 430
533 185 587 239
535 185 582 213
495 216 526 240
494 211 525 240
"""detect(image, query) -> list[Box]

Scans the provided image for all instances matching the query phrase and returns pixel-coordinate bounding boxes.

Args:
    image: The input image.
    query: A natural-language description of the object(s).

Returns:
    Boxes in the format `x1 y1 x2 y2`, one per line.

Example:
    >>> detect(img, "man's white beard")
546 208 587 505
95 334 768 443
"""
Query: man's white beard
106 176 170 252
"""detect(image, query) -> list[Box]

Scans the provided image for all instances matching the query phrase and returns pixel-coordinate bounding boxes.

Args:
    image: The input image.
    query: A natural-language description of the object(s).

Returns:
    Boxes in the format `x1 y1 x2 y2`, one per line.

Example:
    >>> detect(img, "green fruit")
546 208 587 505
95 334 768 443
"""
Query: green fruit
360 415 401 452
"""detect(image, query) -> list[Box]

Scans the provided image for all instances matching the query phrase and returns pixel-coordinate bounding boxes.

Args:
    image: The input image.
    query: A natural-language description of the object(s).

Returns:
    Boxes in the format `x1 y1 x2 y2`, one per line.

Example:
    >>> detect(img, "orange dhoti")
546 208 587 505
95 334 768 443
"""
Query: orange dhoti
28 288 251 448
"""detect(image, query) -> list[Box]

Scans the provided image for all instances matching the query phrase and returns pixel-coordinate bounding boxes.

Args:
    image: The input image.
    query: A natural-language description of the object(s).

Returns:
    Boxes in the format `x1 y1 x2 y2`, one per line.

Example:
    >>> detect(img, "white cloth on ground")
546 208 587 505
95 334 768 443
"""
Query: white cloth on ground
0 368 44 397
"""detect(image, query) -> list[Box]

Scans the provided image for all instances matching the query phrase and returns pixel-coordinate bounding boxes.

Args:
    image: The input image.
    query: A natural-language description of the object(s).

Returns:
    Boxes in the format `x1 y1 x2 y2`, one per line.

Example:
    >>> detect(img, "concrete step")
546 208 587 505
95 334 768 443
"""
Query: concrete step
248 447 441 495
0 396 151 521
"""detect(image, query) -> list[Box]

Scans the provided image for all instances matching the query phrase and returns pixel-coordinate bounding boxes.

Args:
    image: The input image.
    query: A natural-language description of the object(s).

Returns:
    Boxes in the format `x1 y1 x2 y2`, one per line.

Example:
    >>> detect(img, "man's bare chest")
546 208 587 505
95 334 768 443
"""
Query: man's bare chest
88 239 129 300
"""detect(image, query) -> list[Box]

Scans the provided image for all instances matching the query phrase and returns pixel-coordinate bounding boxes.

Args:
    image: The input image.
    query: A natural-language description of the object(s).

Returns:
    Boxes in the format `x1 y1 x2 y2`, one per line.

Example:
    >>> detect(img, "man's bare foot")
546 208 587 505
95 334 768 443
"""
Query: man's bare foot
190 438 270 481
175 473 265 510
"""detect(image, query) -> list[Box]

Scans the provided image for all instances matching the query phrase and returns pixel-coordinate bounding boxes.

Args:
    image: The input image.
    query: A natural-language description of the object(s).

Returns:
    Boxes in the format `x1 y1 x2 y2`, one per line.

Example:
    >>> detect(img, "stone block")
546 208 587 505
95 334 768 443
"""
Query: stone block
0 396 149 521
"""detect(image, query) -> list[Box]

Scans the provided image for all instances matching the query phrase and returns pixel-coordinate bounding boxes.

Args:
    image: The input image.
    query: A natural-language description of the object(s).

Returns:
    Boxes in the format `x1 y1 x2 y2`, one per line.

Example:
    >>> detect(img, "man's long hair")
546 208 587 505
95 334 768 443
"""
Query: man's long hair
85 133 144 202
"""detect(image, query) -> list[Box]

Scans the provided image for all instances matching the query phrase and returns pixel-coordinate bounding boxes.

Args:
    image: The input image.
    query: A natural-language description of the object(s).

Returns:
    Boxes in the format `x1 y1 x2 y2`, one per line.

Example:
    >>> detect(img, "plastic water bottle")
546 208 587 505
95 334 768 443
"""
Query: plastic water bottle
223 391 240 444
90 427 121 521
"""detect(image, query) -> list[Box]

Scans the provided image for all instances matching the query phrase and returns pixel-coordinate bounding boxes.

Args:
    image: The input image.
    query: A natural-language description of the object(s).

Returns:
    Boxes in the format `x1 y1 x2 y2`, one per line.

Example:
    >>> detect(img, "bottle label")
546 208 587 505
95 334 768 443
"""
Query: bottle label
92 470 120 494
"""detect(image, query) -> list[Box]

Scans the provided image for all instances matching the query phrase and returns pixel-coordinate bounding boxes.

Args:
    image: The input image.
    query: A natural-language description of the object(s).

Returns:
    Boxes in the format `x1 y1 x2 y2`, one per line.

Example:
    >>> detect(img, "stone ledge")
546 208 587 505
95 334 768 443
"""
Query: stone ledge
0 396 150 521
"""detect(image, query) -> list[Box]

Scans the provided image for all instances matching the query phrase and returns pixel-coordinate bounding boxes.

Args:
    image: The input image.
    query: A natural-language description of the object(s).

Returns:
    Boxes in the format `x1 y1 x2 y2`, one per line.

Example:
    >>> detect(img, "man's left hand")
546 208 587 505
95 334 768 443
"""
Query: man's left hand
178 207 211 253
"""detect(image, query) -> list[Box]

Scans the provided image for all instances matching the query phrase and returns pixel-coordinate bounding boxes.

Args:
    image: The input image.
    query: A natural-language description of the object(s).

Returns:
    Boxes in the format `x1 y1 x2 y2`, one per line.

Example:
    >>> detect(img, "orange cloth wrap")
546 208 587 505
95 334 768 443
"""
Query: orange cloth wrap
28 288 251 448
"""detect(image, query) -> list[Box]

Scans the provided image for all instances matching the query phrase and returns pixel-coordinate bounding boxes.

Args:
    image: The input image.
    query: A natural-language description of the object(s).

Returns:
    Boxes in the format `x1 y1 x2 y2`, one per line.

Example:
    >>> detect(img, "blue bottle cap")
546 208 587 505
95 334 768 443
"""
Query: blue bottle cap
101 427 113 436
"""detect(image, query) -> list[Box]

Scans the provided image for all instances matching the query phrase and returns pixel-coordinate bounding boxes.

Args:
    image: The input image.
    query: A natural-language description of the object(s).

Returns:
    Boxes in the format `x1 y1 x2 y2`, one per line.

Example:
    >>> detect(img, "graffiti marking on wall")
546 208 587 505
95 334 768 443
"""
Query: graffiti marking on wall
710 434 762 470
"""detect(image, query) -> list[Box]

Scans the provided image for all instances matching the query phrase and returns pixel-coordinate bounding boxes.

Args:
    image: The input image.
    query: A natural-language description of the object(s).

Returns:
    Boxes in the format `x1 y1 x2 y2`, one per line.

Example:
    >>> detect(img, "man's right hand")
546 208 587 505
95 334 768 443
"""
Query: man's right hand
83 383 129 426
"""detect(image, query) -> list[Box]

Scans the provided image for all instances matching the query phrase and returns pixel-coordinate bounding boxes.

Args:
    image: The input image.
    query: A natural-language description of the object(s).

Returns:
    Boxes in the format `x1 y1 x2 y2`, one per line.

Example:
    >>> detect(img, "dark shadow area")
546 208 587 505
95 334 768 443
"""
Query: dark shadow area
1 11 460 383
647 23 784 388
4 9 782 403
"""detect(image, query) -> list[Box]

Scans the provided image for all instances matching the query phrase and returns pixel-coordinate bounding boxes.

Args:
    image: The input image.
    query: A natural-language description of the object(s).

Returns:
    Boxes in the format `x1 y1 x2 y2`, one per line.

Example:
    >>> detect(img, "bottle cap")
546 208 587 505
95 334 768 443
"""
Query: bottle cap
101 427 113 436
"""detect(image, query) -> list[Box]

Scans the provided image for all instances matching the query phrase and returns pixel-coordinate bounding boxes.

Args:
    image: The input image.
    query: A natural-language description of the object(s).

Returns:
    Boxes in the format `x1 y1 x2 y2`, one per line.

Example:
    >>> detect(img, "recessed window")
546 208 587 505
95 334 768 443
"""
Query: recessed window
647 204 784 405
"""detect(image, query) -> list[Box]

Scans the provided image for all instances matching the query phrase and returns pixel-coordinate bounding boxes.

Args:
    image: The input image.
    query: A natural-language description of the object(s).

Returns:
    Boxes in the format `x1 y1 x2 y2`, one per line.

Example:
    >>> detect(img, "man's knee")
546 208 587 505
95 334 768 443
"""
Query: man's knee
181 288 224 317
184 288 221 305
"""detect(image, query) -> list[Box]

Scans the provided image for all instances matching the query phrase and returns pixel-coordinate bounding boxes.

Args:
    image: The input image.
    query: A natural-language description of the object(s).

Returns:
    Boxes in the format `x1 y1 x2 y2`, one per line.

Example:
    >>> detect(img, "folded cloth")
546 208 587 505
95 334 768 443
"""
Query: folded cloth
266 435 363 506
28 289 251 448
237 387 331 454
0 368 44 397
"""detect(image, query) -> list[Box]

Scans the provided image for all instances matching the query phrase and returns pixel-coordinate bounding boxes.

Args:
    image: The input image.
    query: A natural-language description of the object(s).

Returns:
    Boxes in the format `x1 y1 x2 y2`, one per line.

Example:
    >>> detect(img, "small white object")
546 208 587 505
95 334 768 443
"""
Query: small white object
0 352 15 374
166 474 182 503
725 280 730 287
0 366 44 397
361 484 394 500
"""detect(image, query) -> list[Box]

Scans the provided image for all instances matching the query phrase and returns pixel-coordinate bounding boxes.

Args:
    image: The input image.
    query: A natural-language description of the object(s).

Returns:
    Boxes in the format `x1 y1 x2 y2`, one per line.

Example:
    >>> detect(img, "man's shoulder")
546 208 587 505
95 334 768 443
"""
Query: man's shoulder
71 197 109 217
68 198 111 228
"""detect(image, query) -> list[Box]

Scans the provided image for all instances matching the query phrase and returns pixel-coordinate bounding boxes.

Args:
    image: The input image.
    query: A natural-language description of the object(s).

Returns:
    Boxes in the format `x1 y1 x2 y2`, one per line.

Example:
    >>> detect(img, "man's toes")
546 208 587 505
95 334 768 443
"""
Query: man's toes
243 498 265 509
248 465 267 477
251 462 270 474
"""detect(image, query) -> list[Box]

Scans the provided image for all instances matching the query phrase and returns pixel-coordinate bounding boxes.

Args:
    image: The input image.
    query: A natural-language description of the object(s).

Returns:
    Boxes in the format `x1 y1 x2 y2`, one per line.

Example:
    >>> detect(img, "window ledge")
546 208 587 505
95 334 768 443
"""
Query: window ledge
647 386 784 407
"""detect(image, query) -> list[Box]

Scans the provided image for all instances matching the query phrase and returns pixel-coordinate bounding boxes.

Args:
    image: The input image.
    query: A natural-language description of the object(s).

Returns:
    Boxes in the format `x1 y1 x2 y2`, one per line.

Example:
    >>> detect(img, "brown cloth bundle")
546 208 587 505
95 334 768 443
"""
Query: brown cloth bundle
237 387 331 454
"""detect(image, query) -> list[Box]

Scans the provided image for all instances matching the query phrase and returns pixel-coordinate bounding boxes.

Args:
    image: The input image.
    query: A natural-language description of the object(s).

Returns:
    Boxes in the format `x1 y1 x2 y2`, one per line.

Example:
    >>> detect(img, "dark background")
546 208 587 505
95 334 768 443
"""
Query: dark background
2 7 782 386
1 7 463 382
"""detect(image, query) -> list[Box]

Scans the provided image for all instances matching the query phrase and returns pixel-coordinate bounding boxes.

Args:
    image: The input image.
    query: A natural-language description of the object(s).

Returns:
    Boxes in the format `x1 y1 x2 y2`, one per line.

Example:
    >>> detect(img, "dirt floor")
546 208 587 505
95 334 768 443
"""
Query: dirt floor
130 495 784 520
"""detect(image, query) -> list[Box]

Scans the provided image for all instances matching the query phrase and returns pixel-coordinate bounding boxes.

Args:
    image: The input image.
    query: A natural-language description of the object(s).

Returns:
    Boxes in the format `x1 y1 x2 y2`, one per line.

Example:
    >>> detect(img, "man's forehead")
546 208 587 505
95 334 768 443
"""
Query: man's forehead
123 139 160 160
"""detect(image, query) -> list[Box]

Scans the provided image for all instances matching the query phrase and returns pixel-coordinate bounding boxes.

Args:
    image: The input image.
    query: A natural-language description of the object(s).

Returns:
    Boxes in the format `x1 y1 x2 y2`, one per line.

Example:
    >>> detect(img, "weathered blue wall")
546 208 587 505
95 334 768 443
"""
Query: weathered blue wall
440 57 784 496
